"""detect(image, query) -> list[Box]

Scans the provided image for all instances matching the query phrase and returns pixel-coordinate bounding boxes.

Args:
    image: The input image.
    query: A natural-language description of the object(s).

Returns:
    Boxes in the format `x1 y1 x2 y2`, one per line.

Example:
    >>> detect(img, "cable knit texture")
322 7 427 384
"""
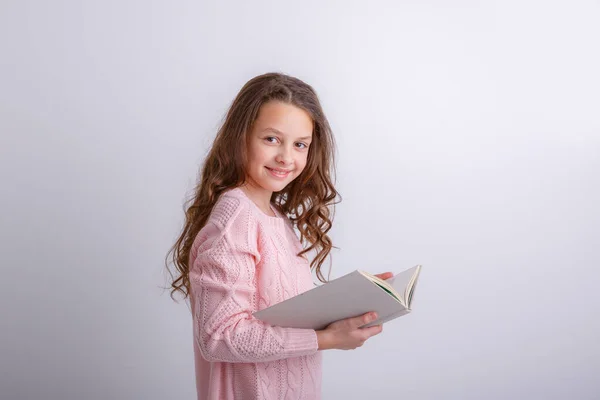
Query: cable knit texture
189 187 322 400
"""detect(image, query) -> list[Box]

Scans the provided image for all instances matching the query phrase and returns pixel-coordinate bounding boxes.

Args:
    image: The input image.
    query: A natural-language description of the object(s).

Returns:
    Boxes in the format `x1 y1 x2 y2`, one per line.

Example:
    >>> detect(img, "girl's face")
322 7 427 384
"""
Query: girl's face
245 101 313 198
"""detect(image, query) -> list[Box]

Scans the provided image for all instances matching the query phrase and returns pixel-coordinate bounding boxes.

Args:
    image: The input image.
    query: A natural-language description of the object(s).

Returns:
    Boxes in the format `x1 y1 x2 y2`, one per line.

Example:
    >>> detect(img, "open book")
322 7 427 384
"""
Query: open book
253 265 422 330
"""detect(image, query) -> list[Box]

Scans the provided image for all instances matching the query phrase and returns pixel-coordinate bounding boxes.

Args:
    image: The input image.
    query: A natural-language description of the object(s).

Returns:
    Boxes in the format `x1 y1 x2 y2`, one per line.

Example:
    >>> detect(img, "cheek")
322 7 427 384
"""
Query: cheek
260 146 275 161
296 154 309 172
248 145 268 168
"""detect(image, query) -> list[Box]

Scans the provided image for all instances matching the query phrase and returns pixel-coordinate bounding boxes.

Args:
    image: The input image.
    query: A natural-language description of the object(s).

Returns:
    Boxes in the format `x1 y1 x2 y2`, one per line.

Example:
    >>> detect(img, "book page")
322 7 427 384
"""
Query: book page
386 265 420 307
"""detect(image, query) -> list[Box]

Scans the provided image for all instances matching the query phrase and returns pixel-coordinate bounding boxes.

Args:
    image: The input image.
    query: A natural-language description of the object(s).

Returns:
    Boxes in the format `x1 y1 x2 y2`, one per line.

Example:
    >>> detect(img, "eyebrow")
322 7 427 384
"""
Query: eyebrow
262 127 312 141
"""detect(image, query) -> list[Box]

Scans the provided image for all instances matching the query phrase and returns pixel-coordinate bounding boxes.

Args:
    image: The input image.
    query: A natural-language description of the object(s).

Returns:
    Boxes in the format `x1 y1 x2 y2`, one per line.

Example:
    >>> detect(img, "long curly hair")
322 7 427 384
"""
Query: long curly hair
165 72 340 301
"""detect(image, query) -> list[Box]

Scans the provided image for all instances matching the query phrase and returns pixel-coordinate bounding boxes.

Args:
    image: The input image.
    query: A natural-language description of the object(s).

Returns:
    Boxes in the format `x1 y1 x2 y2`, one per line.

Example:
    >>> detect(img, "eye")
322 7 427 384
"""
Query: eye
264 136 278 144
295 142 309 149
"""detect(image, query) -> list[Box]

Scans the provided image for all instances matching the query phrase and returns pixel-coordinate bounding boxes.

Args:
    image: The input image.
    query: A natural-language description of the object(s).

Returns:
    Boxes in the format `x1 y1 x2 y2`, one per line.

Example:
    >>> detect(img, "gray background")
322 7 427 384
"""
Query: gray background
1 0 599 399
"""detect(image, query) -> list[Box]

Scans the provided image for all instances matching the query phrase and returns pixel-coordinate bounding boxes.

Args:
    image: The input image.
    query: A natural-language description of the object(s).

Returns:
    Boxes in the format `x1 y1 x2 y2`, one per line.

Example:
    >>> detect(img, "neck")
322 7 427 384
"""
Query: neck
240 182 274 216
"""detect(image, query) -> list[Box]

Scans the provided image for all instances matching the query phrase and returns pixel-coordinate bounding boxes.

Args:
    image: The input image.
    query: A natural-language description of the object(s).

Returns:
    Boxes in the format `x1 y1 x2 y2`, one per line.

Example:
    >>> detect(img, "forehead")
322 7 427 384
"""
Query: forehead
253 101 313 139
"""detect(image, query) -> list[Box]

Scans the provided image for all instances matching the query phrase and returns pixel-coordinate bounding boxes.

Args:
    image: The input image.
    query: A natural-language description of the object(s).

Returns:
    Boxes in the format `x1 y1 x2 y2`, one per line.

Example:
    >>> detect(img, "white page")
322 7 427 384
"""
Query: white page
386 265 420 307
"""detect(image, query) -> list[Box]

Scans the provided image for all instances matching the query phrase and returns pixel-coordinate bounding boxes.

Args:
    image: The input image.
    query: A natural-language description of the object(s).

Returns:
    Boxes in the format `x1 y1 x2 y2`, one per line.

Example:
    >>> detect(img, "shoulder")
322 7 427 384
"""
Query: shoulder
190 188 261 263
208 187 263 231
199 187 267 247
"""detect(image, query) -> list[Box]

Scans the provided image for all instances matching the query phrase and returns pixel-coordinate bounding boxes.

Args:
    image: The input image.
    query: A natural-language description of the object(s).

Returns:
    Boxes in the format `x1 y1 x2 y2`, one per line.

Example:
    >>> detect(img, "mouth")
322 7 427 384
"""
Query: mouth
265 166 293 179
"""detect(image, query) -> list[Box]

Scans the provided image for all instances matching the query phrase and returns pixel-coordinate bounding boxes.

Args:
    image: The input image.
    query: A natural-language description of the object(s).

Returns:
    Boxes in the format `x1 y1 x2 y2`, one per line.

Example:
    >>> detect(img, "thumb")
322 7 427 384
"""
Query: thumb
374 272 393 280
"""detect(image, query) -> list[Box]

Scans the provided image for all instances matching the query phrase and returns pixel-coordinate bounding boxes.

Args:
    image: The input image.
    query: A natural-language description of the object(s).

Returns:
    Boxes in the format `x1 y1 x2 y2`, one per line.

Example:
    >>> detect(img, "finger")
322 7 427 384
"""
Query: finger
374 272 393 280
349 312 377 328
361 324 383 338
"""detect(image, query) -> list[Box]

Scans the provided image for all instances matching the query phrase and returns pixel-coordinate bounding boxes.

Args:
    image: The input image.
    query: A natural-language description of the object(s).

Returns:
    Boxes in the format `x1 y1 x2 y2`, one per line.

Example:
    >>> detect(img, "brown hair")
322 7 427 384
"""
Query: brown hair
165 72 340 301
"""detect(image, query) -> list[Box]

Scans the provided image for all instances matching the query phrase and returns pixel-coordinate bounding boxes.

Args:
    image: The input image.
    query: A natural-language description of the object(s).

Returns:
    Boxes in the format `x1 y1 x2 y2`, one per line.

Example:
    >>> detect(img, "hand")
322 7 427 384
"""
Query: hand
374 272 393 280
316 312 383 351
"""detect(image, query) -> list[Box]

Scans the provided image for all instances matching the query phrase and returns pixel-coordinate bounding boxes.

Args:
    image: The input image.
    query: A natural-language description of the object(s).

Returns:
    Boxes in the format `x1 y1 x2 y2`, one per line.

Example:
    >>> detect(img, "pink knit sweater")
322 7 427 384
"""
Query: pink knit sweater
189 188 322 400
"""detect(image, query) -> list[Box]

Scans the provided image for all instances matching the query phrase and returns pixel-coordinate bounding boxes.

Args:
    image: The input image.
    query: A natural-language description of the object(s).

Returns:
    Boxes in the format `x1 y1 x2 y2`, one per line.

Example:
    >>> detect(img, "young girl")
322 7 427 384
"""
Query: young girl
167 72 392 400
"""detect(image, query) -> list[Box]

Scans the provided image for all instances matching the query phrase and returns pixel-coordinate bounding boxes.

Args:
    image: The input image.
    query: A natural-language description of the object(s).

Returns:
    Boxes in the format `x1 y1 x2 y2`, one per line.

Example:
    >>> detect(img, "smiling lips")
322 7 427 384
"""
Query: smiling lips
266 166 292 179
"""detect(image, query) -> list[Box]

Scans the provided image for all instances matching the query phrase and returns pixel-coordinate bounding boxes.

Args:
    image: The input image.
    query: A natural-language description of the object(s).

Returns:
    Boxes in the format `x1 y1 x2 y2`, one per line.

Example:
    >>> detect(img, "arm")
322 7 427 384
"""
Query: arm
190 199 318 363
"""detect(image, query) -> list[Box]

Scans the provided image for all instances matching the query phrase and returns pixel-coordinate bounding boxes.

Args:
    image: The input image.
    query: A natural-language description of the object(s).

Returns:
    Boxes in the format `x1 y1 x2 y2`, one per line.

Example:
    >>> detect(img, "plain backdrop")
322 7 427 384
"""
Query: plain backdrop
1 1 599 399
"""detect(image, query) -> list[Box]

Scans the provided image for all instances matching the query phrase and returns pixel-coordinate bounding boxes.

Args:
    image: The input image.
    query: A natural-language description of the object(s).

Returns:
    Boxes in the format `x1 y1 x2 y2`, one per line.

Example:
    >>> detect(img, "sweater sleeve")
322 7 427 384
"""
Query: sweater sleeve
189 196 319 363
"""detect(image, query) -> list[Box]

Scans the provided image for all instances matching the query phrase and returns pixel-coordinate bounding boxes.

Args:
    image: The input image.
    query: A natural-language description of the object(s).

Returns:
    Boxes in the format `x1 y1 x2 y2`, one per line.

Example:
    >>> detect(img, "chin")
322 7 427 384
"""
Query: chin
266 182 289 192
259 179 292 193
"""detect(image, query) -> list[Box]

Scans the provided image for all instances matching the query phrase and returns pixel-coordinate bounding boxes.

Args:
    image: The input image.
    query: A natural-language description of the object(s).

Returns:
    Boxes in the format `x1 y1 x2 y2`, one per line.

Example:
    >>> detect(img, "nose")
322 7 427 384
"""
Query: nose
275 145 293 165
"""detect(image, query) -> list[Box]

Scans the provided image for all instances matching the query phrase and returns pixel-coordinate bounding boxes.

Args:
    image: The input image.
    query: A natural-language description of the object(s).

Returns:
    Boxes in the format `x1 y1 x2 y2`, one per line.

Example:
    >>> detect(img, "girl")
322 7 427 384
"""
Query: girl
166 72 392 400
